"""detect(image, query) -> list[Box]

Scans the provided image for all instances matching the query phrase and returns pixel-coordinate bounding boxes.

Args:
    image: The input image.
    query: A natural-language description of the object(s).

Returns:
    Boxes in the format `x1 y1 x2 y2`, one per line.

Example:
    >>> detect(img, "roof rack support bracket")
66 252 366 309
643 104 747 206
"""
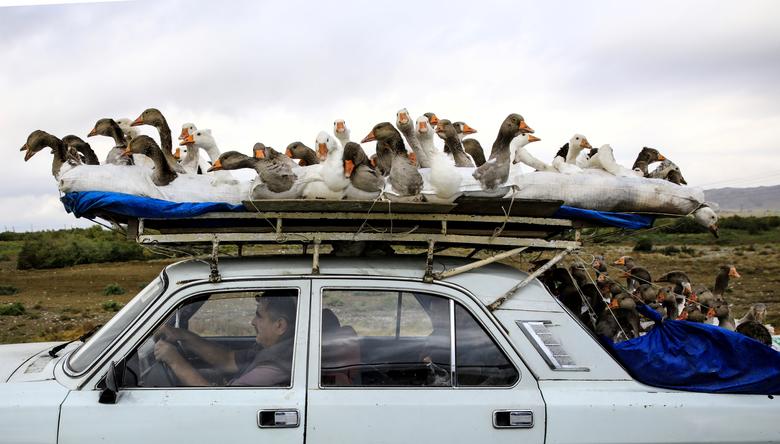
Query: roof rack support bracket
433 246 530 281
423 239 436 283
209 235 221 283
311 238 321 275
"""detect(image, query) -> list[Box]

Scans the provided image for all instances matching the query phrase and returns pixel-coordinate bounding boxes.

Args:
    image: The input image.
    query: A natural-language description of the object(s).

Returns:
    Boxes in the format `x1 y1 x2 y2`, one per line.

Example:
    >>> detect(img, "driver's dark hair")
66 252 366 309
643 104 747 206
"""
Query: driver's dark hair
256 290 297 339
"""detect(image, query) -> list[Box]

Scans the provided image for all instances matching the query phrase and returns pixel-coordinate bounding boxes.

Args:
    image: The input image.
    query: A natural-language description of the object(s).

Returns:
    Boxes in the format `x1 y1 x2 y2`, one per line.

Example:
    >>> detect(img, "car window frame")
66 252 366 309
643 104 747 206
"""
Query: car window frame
315 282 520 390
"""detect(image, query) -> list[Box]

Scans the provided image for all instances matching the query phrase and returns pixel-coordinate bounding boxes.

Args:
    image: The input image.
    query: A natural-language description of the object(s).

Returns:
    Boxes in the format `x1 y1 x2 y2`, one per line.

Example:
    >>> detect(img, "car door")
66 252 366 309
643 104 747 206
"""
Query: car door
305 278 546 444
58 280 309 444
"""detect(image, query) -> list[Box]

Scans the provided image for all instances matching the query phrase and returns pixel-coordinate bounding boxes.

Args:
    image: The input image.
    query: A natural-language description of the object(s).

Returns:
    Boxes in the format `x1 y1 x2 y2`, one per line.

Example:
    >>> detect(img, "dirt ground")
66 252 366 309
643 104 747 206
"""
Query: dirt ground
1 242 778 344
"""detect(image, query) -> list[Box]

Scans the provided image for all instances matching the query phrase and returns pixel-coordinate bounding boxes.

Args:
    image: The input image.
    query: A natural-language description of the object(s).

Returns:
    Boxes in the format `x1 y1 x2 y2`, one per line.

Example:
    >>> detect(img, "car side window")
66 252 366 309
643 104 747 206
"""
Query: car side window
123 289 298 389
320 289 517 388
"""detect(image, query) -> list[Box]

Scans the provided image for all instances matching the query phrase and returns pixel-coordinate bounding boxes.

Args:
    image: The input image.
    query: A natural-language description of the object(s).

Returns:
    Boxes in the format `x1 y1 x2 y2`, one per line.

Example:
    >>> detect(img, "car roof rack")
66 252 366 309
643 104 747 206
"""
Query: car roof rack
101 197 590 309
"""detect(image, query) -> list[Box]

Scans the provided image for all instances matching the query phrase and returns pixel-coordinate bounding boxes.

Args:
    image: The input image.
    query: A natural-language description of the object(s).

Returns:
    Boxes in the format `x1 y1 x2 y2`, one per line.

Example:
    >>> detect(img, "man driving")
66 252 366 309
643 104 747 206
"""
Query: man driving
153 292 297 387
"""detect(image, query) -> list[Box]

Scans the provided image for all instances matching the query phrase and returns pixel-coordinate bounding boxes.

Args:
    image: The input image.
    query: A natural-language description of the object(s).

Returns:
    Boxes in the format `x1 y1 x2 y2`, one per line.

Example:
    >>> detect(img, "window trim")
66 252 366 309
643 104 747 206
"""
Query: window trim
114 286 304 391
316 284 520 390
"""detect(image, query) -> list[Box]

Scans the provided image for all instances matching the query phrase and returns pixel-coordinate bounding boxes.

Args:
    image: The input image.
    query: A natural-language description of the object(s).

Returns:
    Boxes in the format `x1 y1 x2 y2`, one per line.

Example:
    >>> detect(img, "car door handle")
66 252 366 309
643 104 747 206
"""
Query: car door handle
493 410 534 428
257 409 300 428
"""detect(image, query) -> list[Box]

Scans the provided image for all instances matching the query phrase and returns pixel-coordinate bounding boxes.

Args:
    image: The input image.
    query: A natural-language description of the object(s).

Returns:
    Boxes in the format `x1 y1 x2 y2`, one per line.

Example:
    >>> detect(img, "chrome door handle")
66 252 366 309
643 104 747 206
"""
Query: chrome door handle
257 409 300 428
493 410 534 428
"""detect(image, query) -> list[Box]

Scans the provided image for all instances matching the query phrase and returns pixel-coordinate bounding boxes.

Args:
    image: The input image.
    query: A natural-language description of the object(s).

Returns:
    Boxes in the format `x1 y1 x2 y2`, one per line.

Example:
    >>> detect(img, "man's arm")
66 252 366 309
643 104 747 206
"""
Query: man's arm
154 340 209 386
156 326 238 374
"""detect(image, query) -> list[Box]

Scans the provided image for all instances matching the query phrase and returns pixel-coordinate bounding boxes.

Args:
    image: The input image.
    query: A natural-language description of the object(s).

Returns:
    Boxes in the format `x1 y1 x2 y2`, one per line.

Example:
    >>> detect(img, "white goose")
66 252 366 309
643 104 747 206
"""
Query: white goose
416 116 462 203
300 132 348 200
586 144 643 177
553 134 591 174
180 129 236 184
333 119 351 148
511 133 552 172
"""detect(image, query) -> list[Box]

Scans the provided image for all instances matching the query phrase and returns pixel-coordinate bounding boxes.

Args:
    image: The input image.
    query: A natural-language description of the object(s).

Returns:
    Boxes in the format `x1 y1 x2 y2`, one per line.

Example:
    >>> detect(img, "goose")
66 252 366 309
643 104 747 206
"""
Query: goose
285 141 319 166
613 256 652 291
417 117 462 203
209 146 300 199
122 135 250 203
472 113 531 190
342 141 384 200
586 144 643 177
650 159 688 185
173 122 202 174
179 122 197 141
737 303 767 326
679 304 707 323
632 147 665 176
180 129 235 183
20 130 81 178
294 132 348 200
361 122 423 200
510 133 552 172
130 108 186 173
333 119 351 150
453 121 486 167
423 112 439 126
115 117 156 168
656 270 693 312
61 135 100 165
396 108 429 167
693 205 719 237
708 300 736 331
435 119 475 167
552 134 590 174
713 264 740 297
87 118 134 166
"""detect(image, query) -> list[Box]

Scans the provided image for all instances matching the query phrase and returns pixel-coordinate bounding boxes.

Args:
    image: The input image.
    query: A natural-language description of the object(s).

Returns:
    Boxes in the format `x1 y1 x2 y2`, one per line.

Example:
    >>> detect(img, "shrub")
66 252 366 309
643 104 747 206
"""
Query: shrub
633 238 653 252
16 226 147 270
102 300 123 312
0 302 26 316
0 285 19 296
680 246 697 256
104 283 125 296
661 245 681 255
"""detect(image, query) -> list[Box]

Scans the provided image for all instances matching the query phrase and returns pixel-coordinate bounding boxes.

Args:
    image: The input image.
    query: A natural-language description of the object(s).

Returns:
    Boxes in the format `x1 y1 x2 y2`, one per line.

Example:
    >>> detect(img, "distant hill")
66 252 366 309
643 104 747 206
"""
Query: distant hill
705 185 780 213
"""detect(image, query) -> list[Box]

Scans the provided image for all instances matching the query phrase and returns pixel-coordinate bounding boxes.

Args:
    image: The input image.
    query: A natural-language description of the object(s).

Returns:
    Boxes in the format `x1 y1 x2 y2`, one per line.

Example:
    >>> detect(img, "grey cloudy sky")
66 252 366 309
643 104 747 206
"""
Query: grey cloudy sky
1 0 779 230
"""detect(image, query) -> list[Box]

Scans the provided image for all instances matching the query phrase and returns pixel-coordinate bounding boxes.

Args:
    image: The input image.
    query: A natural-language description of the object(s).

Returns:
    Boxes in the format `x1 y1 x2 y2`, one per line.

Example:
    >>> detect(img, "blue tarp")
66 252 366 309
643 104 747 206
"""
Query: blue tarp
603 304 780 395
61 191 654 229
61 191 246 219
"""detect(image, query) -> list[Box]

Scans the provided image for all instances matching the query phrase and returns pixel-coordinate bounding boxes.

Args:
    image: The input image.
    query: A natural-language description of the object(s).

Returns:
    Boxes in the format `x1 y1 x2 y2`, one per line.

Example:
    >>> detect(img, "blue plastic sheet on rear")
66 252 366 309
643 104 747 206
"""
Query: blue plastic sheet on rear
61 191 654 229
61 191 246 219
603 304 780 395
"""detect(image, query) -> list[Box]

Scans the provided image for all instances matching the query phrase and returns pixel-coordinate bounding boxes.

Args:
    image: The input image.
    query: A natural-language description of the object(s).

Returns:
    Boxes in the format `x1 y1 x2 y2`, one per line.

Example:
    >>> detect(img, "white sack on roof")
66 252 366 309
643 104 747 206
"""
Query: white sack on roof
508 169 705 214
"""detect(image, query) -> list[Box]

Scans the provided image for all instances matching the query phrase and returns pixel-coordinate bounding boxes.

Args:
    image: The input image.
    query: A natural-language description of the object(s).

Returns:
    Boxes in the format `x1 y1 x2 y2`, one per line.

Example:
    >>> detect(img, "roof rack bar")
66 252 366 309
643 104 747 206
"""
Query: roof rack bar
312 238 321 275
423 239 436 283
209 235 221 283
487 247 575 312
433 246 529 281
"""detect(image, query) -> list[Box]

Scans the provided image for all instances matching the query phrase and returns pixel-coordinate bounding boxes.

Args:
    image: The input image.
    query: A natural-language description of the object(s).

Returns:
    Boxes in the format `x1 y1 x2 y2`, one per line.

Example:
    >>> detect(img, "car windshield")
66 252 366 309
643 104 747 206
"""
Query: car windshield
67 277 165 374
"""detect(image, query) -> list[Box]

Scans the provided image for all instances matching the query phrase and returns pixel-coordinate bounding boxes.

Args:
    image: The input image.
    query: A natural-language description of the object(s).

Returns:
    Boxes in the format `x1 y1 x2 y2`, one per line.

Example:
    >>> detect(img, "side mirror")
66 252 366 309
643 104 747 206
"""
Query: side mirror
99 361 119 404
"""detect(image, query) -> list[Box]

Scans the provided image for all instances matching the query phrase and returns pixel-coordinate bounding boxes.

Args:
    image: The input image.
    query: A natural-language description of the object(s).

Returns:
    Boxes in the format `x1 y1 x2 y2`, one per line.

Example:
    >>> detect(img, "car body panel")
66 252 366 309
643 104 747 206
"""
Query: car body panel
0 379 68 444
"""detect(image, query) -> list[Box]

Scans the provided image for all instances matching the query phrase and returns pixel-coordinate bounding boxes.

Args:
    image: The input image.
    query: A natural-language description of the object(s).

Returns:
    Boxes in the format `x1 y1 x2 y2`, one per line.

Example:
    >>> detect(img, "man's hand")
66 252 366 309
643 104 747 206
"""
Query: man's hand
153 325 182 343
154 339 184 366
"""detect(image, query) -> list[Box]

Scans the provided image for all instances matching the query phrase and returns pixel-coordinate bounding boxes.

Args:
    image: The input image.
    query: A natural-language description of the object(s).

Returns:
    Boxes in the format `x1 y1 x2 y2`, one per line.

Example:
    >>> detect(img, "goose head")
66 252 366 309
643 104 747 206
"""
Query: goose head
566 134 592 162
637 147 665 163
361 122 405 153
423 112 439 126
123 135 161 158
179 122 197 141
116 118 140 142
434 119 459 141
316 131 341 161
333 119 350 139
87 118 125 144
20 130 59 161
500 113 534 138
342 141 371 178
180 129 217 152
208 151 254 172
415 116 434 141
693 205 719 238
395 108 416 136
285 141 318 165
130 108 166 128
452 121 477 141
510 133 541 163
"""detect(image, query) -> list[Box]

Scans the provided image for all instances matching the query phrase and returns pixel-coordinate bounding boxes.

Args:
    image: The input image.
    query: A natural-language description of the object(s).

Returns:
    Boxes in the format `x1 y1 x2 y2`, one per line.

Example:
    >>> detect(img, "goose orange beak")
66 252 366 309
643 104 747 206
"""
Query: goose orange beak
597 274 606 282
398 112 409 124
428 114 439 125
408 152 417 165
285 148 294 158
344 159 355 178
657 153 666 161
317 143 328 160
729 267 740 278
528 134 541 143
370 156 378 168
519 120 534 134
709 224 719 238
614 257 626 266
87 127 98 137
207 159 223 172
122 147 132 157
461 123 477 135
255 149 265 159
22 145 35 161
180 134 194 146
178 128 188 140
706 307 716 318
690 293 698 302
335 121 346 132
298 159 307 167
173 147 181 160
581 138 592 149
418 121 428 132
609 298 619 309
361 131 376 143
130 116 143 127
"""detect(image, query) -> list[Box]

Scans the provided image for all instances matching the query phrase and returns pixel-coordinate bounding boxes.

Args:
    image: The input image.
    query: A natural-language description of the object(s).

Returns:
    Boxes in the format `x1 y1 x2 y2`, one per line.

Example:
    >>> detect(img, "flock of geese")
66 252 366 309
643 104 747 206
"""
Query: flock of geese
20 108 690 203
542 256 774 345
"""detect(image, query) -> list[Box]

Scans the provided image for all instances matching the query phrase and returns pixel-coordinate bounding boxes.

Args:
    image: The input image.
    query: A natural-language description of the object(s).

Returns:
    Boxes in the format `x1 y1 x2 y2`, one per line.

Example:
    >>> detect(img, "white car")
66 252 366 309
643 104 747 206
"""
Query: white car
1 256 777 444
